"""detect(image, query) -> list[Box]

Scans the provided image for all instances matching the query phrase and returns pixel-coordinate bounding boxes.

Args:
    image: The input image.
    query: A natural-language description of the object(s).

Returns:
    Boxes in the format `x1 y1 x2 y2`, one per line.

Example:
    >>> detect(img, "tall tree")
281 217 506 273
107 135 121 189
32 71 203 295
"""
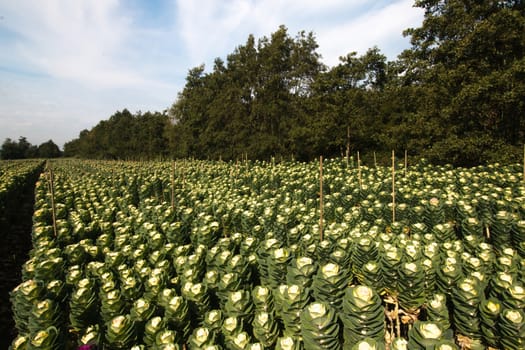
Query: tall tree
308 48 388 158
37 140 61 158
64 110 171 160
399 0 525 164
0 137 37 159
168 26 325 160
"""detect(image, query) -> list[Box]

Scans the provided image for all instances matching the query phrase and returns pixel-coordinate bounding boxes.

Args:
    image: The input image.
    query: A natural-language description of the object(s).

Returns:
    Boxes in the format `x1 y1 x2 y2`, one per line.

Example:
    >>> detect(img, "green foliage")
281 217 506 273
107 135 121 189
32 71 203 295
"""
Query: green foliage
0 137 54 160
340 285 385 346
397 0 525 165
36 141 61 159
7 150 525 348
64 109 170 160
62 2 525 166
1 138 62 159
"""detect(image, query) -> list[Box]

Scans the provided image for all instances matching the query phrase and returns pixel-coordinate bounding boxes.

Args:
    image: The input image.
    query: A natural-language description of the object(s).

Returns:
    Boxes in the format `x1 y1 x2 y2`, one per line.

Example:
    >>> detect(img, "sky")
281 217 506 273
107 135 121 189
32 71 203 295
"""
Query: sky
0 0 424 148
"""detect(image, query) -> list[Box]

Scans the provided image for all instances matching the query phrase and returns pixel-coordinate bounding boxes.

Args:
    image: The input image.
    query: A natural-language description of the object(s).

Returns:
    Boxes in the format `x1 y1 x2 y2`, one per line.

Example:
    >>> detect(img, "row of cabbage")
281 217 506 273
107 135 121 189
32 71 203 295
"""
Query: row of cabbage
9 159 525 349
0 159 44 223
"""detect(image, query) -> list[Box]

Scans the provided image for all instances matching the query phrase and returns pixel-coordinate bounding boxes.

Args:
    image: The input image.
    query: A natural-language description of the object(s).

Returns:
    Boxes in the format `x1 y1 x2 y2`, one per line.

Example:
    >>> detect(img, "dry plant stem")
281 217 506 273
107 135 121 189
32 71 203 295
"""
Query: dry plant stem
389 318 394 342
384 318 392 346
395 298 401 338
319 155 324 242
384 296 397 342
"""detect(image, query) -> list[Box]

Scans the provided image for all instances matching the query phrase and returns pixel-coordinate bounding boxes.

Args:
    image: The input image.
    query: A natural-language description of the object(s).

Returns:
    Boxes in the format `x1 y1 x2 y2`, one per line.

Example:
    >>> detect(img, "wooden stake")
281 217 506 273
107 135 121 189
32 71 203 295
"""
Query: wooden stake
374 152 377 168
171 161 175 210
319 156 324 242
182 159 186 187
46 162 57 238
346 126 350 167
404 149 408 178
392 150 396 224
357 151 362 189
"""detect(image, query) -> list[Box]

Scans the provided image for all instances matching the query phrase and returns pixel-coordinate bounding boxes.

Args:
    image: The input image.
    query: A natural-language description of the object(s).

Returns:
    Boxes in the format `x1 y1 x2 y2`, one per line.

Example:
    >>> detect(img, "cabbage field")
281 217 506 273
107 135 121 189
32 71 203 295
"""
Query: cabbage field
3 158 525 349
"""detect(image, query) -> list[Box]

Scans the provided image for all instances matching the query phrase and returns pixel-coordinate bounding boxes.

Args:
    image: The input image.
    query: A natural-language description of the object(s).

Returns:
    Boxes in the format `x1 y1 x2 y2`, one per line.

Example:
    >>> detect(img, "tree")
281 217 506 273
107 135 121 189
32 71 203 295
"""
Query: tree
63 110 171 160
168 26 326 160
37 140 62 158
0 138 20 159
399 0 525 164
306 48 389 159
0 137 37 159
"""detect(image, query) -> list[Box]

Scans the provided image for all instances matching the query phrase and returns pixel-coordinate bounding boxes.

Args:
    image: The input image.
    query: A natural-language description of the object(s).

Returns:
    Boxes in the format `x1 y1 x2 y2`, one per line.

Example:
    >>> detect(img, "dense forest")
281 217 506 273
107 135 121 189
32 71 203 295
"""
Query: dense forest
62 0 525 166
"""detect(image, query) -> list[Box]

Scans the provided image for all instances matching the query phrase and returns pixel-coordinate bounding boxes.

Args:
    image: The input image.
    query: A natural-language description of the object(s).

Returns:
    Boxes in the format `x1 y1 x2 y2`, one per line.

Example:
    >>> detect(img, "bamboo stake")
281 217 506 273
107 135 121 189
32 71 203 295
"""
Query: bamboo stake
392 150 396 224
182 159 186 187
47 162 58 238
319 156 324 242
373 152 377 168
346 126 350 167
404 149 408 178
357 151 362 189
171 161 175 210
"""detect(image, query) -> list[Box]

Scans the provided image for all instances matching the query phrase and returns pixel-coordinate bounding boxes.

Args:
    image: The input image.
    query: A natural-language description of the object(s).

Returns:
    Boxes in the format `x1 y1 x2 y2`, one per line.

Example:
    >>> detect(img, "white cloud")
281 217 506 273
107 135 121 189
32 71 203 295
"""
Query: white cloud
0 0 156 87
0 0 424 147
0 0 182 146
174 0 423 69
175 0 253 67
316 0 423 66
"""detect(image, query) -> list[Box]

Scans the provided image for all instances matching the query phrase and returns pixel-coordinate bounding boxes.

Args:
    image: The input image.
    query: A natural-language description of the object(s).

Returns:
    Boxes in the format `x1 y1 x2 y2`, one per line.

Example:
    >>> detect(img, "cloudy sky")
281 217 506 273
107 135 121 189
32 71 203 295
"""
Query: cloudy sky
0 0 423 148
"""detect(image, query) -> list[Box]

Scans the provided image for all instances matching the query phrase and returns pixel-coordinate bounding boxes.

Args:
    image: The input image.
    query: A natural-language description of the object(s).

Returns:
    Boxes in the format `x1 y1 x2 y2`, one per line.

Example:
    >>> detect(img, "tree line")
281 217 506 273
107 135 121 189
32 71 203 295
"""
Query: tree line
64 1 525 166
0 137 61 160
63 110 169 160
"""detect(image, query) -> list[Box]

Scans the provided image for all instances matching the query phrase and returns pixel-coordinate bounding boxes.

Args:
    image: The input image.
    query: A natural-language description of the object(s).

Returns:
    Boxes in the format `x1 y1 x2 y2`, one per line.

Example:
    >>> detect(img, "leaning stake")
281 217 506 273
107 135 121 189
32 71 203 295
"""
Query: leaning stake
404 149 407 178
357 151 362 189
171 160 175 210
392 150 396 224
346 125 350 167
46 161 58 238
319 155 324 242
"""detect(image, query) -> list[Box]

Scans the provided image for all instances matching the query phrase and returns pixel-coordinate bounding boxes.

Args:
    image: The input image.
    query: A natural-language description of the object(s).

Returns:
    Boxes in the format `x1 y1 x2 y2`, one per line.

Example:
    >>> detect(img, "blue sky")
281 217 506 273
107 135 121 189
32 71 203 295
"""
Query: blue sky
0 0 423 148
